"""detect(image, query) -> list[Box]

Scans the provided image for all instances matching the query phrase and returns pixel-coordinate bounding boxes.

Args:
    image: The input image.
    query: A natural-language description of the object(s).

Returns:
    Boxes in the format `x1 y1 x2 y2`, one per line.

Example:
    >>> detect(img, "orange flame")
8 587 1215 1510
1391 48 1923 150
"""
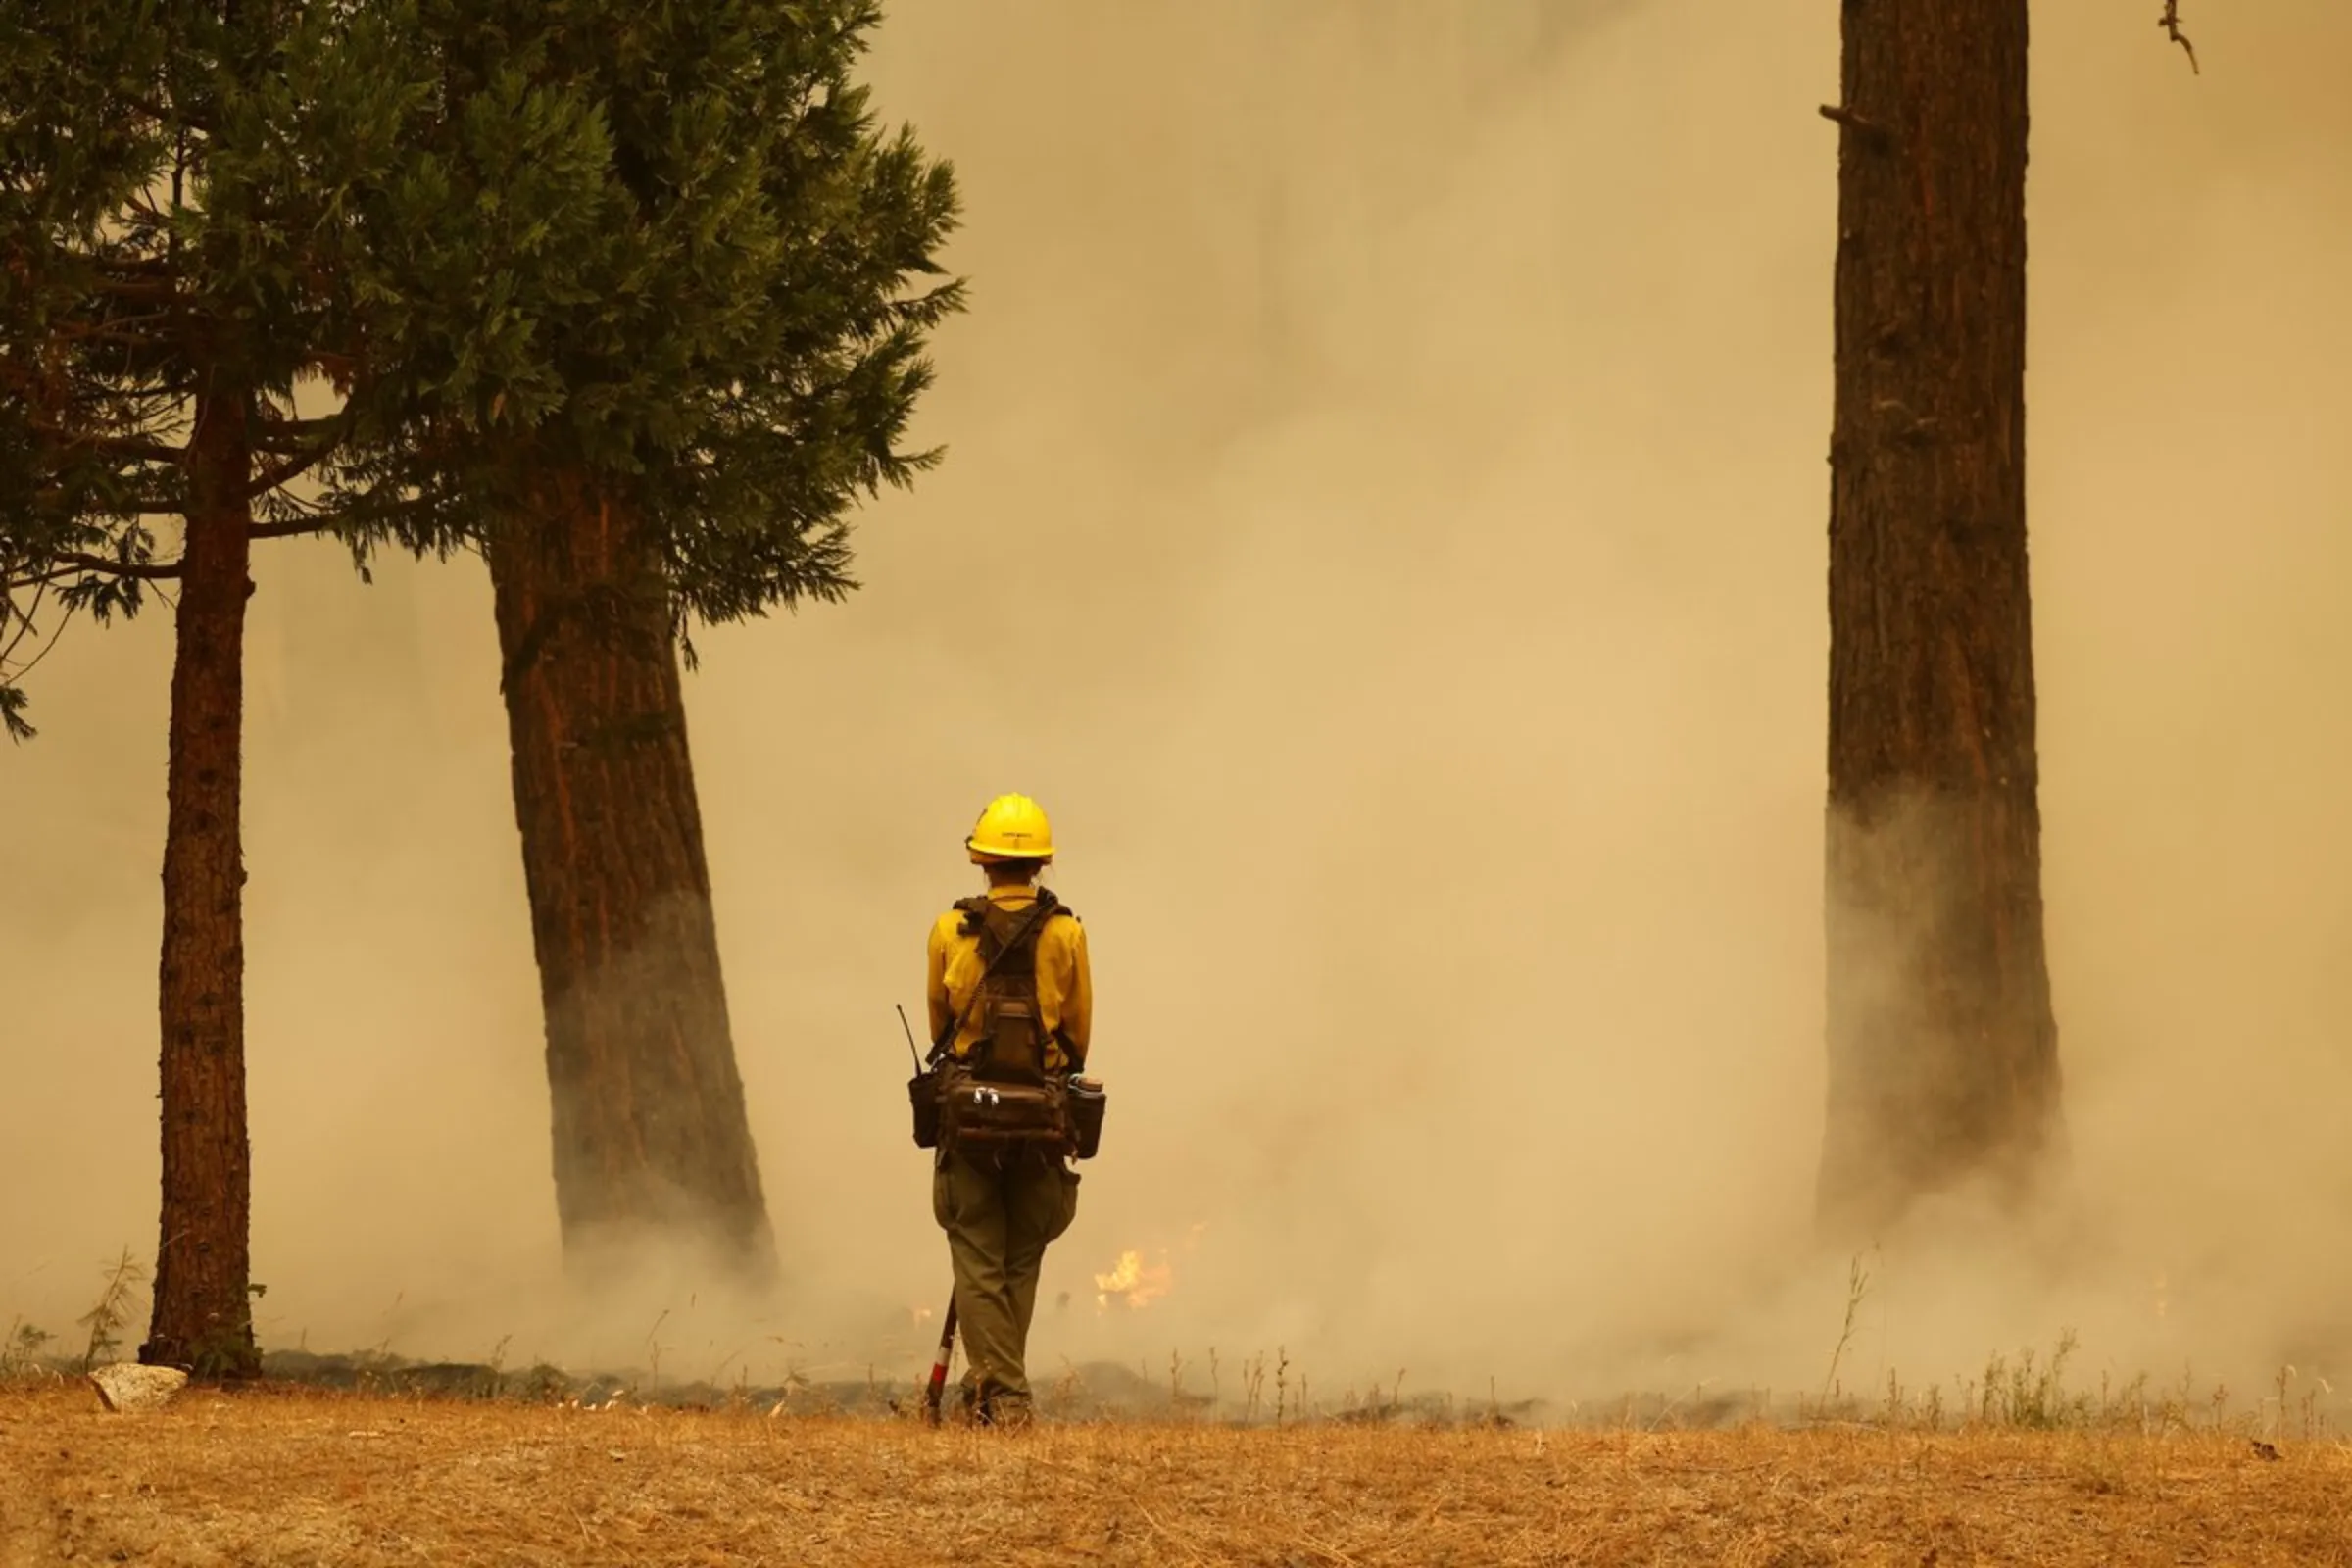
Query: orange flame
1094 1248 1174 1311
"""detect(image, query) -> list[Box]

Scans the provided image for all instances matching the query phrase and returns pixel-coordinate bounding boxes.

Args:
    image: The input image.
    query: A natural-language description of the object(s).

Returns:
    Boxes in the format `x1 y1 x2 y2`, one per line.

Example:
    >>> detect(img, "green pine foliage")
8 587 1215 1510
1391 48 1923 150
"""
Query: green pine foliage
0 2 174 738
336 0 966 637
0 0 424 737
4 0 957 725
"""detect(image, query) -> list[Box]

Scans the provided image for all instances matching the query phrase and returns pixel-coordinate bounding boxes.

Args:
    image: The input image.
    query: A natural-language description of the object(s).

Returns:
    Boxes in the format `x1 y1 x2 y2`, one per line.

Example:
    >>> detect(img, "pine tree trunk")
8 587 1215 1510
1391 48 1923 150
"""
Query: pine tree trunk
1818 0 2062 1238
485 474 774 1279
140 387 260 1377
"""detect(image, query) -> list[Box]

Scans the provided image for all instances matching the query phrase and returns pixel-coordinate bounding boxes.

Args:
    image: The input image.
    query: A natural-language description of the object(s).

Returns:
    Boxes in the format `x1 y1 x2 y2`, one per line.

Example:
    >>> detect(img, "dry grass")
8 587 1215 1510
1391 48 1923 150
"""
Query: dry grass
4 1382 2350 1567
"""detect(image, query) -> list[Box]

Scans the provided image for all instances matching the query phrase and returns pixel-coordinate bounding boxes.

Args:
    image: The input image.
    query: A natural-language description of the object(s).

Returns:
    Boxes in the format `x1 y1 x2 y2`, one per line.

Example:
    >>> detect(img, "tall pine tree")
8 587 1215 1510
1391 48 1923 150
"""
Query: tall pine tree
336 0 963 1276
0 0 422 1373
1817 1 2061 1236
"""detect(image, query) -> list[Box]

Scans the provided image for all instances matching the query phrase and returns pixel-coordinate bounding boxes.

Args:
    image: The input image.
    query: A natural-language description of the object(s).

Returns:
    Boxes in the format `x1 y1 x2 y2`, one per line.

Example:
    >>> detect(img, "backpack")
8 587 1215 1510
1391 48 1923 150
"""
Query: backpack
920 893 1077 1157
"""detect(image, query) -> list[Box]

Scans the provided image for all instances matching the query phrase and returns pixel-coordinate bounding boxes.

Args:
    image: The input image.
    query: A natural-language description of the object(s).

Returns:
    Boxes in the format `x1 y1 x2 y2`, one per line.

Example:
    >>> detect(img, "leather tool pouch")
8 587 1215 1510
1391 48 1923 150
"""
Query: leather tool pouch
987 997 1045 1079
937 1064 1069 1153
1064 1075 1107 1161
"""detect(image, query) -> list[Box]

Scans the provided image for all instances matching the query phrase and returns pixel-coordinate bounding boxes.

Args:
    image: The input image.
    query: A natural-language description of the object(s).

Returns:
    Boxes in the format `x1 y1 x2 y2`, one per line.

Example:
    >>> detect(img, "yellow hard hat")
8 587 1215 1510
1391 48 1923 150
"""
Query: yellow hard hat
966 793 1054 862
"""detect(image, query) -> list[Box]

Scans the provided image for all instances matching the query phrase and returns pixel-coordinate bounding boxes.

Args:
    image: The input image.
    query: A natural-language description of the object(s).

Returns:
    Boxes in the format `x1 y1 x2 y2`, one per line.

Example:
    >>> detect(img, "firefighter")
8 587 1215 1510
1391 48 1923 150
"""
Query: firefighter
925 792 1092 1427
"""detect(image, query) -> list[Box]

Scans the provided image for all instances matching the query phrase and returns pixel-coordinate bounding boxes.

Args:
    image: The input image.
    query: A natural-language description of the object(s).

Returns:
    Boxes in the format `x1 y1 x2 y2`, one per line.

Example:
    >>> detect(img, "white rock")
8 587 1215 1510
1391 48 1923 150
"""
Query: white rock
88 1362 190 1413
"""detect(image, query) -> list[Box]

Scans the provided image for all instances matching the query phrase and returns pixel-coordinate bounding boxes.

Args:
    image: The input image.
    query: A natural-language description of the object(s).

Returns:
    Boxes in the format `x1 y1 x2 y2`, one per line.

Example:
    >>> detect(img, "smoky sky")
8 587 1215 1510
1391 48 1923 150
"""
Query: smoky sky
5 0 2349 1400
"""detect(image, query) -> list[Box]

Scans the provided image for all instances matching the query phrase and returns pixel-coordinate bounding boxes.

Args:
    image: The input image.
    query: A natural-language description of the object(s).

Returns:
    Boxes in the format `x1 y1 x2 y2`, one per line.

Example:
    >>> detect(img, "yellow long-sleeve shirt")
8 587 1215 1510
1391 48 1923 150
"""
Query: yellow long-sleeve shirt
926 888 1092 1072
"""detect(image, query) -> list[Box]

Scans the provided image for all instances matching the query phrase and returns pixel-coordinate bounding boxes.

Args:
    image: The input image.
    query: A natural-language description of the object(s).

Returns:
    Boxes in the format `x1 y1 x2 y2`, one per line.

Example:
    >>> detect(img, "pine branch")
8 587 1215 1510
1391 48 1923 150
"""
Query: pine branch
7 552 184 586
126 185 175 227
1 602 72 690
244 429 349 498
0 581 51 671
44 317 176 348
248 415 348 454
88 279 182 309
105 441 186 466
2159 2 2200 74
117 88 211 135
91 255 177 279
25 427 189 466
1818 104 1893 144
246 517 337 541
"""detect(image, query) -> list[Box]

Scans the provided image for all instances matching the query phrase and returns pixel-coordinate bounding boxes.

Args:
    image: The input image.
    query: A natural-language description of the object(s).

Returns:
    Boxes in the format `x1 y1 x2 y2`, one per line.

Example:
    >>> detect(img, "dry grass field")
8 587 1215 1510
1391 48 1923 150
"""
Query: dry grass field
4 1381 2350 1566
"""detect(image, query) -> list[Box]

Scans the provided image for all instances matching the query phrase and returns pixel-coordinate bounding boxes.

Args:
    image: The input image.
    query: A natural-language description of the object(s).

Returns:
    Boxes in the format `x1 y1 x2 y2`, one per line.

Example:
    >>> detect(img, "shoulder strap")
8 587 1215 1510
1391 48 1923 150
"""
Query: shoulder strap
929 889 1062 1064
955 894 1078 930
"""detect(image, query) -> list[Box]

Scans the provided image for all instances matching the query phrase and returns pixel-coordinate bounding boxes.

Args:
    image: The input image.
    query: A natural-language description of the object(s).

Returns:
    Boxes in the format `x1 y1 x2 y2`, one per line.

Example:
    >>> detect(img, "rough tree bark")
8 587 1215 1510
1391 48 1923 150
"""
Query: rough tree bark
1817 0 2063 1238
485 476 774 1279
140 388 261 1376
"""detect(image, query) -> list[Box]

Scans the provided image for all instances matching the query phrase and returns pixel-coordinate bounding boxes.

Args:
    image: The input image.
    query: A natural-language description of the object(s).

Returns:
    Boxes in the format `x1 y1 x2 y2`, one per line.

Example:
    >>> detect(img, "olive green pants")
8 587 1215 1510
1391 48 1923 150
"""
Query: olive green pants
932 1148 1080 1409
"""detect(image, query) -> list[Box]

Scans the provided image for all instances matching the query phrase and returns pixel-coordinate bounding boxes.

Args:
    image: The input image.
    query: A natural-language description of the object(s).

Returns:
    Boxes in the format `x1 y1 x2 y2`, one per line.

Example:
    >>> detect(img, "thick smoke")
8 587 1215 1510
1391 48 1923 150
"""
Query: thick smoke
4 0 2349 1409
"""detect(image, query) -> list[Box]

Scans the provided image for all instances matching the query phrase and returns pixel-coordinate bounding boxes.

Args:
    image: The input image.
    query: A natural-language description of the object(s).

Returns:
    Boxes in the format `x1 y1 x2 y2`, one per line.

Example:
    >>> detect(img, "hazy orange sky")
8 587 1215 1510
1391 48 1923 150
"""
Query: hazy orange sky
4 1 2348 1401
